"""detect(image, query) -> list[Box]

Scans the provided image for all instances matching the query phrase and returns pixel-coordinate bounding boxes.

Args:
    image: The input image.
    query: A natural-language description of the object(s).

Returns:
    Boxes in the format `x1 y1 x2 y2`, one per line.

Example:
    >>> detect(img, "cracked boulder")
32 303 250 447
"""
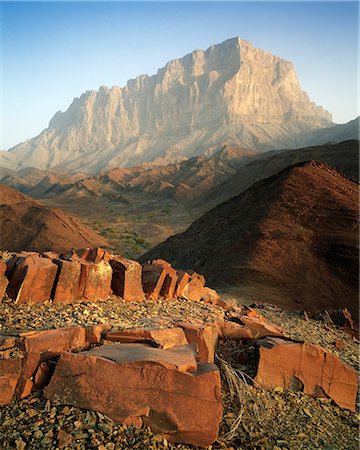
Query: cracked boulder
44 343 222 447
6 254 58 304
254 337 358 411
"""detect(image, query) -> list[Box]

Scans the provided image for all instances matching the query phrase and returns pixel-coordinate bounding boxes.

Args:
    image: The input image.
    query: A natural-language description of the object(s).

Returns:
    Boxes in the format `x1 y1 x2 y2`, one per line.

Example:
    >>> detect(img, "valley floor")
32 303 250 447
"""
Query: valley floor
40 196 196 259
0 297 358 450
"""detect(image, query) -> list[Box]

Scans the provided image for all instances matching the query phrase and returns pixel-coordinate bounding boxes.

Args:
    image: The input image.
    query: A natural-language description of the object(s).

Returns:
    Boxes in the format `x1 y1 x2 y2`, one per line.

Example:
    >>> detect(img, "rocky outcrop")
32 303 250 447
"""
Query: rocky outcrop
0 248 219 306
254 337 358 412
5 37 331 174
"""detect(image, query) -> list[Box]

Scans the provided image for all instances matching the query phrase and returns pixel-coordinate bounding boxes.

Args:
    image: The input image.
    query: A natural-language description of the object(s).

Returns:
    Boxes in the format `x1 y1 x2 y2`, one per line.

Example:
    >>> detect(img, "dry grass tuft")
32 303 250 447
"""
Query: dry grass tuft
216 354 271 440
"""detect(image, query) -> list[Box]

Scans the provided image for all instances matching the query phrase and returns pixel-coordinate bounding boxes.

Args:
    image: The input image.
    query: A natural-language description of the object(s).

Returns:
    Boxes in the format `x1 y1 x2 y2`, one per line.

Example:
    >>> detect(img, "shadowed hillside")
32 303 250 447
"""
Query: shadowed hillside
141 161 359 318
0 184 107 253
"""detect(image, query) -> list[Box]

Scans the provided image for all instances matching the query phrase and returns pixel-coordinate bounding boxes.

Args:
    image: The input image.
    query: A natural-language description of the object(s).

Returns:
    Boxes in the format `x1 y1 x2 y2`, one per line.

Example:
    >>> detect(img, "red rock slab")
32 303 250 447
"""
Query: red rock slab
0 260 9 301
142 263 167 300
177 321 219 363
86 324 111 345
0 357 23 405
254 337 358 412
110 257 145 301
150 260 178 299
175 271 191 297
160 270 178 299
238 314 284 339
0 334 21 350
6 255 58 304
201 287 220 305
52 259 82 304
216 320 253 340
17 326 87 398
78 260 112 301
75 247 111 263
105 327 188 349
44 348 222 447
181 276 205 302
82 343 197 373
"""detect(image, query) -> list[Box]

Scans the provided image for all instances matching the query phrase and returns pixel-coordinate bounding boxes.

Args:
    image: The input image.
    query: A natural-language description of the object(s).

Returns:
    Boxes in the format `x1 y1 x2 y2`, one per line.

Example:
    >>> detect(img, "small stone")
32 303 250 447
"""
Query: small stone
33 430 43 439
15 439 26 450
97 422 113 434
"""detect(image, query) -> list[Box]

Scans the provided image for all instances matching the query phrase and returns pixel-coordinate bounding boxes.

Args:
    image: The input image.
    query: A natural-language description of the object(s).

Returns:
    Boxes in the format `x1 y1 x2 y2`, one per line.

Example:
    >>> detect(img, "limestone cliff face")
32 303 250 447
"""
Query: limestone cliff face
7 37 332 173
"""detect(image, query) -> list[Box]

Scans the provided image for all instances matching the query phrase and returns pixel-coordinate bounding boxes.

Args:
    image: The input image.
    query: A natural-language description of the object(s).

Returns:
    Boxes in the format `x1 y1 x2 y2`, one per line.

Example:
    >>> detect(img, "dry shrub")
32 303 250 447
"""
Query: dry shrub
216 354 273 440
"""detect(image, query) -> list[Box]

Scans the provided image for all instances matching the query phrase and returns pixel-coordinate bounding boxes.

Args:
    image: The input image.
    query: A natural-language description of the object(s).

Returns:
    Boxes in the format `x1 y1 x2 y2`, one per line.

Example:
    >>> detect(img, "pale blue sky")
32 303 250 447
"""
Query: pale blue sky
1 1 359 149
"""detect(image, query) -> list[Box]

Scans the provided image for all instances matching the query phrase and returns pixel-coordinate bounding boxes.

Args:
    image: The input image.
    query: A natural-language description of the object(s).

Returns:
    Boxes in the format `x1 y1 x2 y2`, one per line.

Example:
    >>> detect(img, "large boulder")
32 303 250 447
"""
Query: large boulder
141 263 167 300
44 343 222 447
181 272 206 302
110 256 145 301
254 337 358 411
77 259 112 301
175 270 191 297
6 255 58 304
151 260 178 299
52 259 82 304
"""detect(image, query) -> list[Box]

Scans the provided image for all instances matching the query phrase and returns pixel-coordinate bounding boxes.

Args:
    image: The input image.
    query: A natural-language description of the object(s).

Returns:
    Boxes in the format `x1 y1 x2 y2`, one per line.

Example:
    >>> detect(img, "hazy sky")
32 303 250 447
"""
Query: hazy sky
1 1 359 149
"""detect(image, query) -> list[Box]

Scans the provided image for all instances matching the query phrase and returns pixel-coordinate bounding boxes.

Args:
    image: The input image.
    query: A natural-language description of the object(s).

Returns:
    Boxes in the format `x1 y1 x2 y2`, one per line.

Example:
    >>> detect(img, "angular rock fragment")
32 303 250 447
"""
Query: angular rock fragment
17 326 88 398
175 271 191 298
254 337 358 411
75 247 111 263
177 320 218 363
141 263 167 300
238 313 284 338
78 259 112 301
44 343 222 447
201 287 220 305
106 327 188 349
0 357 23 405
0 260 9 301
110 256 145 301
6 255 58 304
85 324 111 344
181 272 206 302
52 259 82 304
217 319 253 340
151 260 178 299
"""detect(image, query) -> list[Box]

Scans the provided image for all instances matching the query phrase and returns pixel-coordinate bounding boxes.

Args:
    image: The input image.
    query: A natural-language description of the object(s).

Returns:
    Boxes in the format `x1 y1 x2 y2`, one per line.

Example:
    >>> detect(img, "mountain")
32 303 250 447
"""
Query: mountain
305 116 359 146
193 140 359 214
140 161 359 318
0 145 256 202
4 37 332 174
0 184 107 253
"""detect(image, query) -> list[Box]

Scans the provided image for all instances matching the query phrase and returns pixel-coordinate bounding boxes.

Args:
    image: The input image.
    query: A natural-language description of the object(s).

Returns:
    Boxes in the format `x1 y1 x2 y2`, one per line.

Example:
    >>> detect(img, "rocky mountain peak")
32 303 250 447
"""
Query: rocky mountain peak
5 37 332 173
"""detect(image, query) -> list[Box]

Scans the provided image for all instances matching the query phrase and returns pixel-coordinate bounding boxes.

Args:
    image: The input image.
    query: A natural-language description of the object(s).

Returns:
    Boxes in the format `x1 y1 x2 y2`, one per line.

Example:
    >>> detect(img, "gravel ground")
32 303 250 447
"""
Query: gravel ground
0 295 224 334
0 298 358 450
